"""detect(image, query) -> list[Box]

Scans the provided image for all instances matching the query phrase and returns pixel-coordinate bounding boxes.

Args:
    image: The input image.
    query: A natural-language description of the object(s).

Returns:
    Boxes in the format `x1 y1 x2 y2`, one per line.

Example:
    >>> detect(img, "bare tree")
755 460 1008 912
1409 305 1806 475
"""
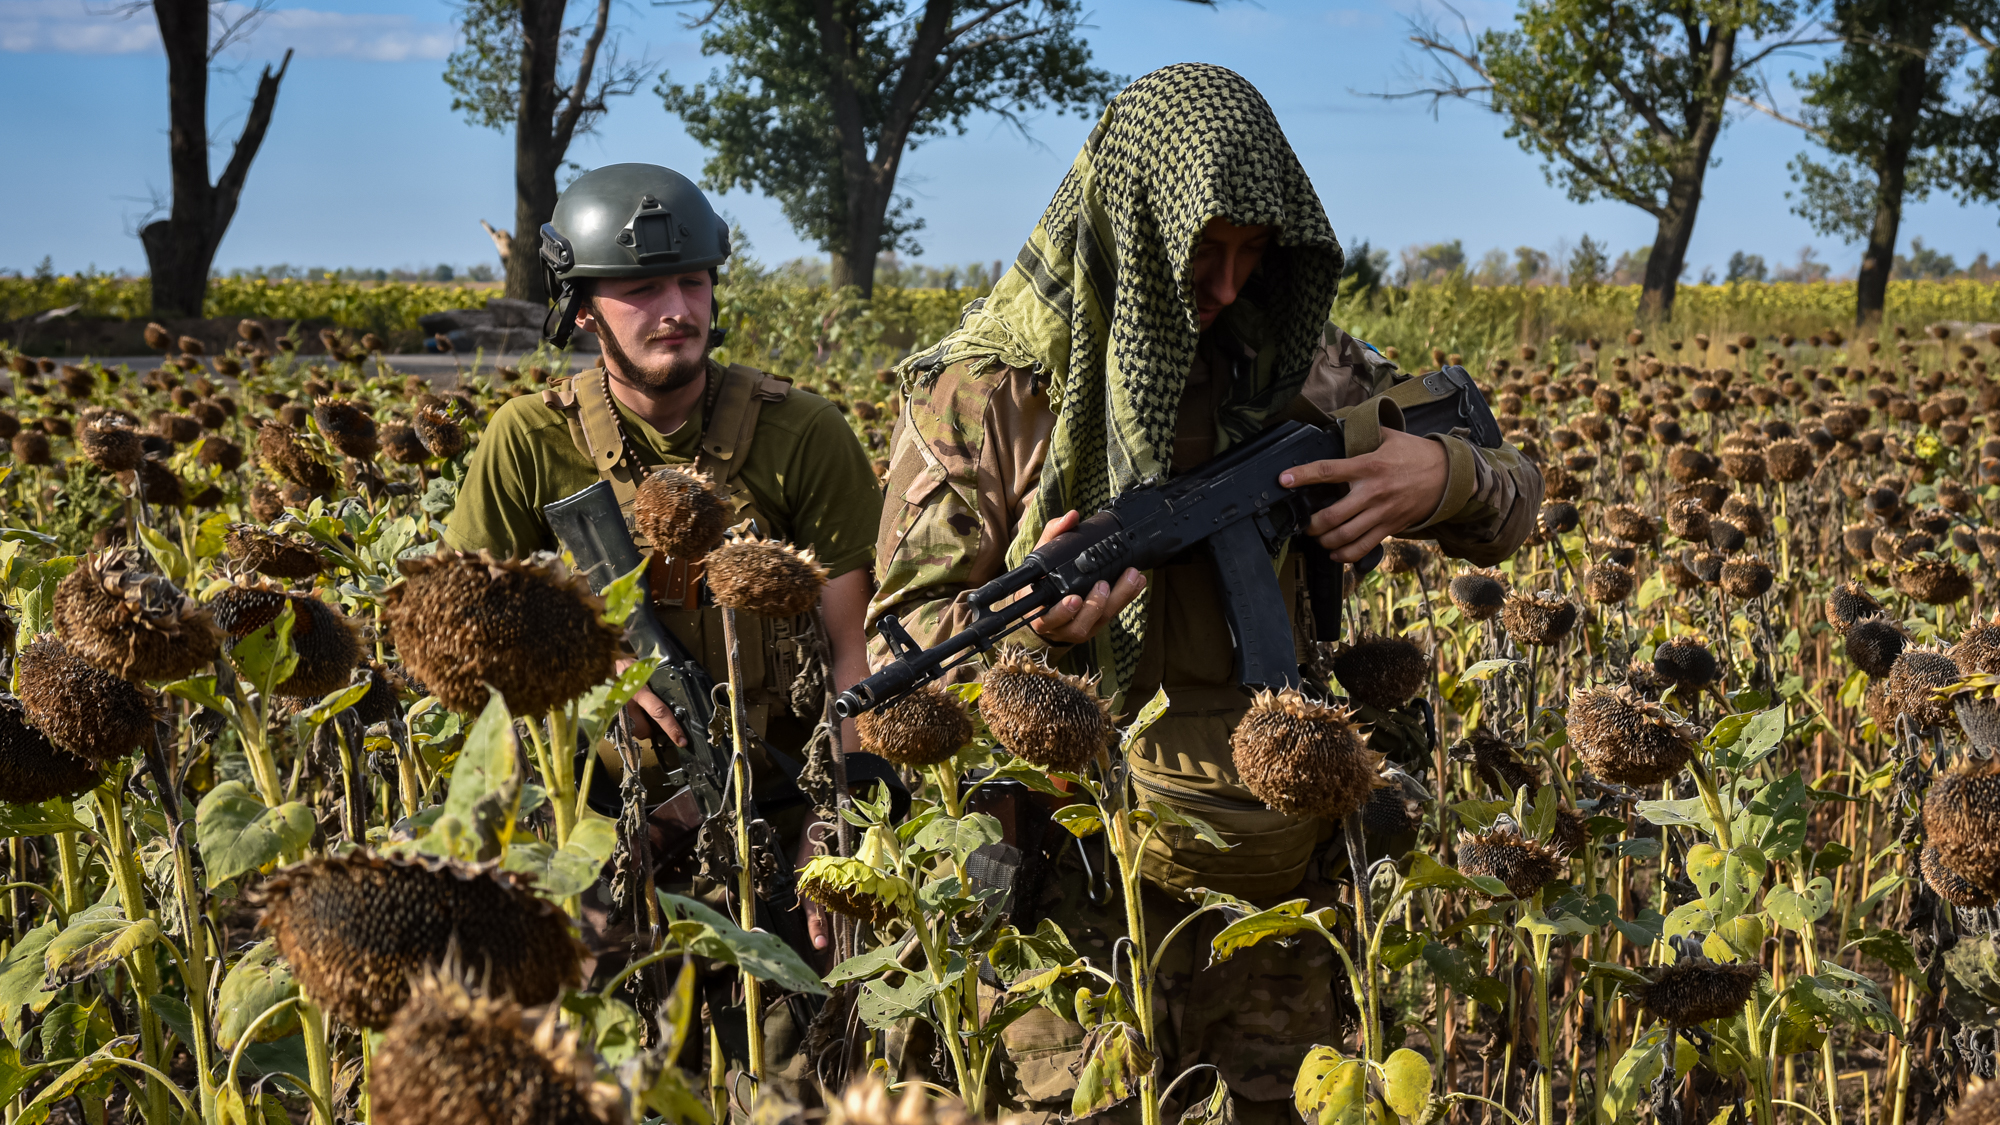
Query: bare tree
445 0 648 303
125 0 293 317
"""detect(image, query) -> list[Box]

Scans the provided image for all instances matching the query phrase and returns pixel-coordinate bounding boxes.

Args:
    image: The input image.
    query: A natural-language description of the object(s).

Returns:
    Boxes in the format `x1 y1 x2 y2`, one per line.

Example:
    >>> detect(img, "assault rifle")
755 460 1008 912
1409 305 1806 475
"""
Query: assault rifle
834 364 1505 719
837 418 1360 719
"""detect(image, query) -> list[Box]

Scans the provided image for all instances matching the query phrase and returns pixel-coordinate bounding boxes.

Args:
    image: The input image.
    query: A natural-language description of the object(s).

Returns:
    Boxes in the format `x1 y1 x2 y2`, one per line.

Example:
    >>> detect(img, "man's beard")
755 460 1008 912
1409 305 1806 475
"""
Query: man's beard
596 311 710 393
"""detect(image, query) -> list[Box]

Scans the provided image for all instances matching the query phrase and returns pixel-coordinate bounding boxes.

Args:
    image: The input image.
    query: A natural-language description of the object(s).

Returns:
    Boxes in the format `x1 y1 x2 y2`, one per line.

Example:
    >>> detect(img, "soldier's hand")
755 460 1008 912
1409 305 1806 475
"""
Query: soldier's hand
618 658 688 747
1024 510 1146 646
1282 430 1449 564
797 819 834 957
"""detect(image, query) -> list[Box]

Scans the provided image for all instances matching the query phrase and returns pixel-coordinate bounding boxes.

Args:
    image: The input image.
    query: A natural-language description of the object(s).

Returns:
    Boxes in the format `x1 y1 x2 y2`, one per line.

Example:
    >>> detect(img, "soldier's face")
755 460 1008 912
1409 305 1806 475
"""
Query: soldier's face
1190 218 1274 329
579 271 714 392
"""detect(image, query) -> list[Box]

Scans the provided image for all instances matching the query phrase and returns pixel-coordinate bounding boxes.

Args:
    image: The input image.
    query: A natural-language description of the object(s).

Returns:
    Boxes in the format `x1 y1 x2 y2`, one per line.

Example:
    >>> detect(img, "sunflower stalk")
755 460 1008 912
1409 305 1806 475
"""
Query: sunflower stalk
718 604 764 1084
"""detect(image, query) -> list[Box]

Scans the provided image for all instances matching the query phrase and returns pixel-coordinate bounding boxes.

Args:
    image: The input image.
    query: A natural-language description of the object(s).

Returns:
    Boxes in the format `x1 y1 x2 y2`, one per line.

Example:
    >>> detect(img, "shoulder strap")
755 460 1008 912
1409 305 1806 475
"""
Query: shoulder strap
695 363 789 529
566 369 643 511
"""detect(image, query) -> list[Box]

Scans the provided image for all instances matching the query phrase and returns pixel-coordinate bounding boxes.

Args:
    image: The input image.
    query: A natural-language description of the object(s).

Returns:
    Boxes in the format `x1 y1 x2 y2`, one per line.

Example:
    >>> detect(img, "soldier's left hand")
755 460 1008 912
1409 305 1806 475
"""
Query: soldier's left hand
1282 429 1448 563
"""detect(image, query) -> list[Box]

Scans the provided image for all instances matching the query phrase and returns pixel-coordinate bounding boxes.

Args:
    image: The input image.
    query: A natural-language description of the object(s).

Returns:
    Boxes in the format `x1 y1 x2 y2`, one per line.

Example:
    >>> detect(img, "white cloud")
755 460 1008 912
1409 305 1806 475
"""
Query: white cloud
0 0 456 61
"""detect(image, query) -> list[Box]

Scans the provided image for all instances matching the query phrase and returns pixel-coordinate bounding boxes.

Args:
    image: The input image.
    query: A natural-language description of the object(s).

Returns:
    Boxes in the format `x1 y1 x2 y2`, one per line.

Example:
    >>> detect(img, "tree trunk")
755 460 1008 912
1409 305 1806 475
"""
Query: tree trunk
506 0 568 304
1638 27 1733 320
832 178 889 297
1855 40 1932 325
141 0 290 317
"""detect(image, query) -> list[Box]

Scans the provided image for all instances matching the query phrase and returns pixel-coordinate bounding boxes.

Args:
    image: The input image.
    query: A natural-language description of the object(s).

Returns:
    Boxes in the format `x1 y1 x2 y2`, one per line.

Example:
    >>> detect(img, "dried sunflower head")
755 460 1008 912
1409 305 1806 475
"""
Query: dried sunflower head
976 648 1113 773
1584 562 1635 605
1954 619 2000 675
1718 555 1774 600
256 421 337 496
634 467 730 562
1895 556 1972 605
208 581 363 699
16 634 160 763
254 850 584 1030
1922 844 1997 909
79 412 143 472
380 423 428 465
412 404 467 459
369 969 614 1125
223 523 325 580
0 694 102 803
705 538 828 617
312 399 378 460
1666 499 1711 543
1651 637 1718 690
1450 727 1538 796
1456 820 1562 899
53 550 221 681
1566 685 1698 786
1501 590 1578 647
1327 632 1430 711
1628 957 1761 1026
1824 581 1883 629
1764 438 1813 482
1844 616 1907 679
1448 568 1507 621
1886 645 1961 731
381 551 620 717
1230 689 1382 820
1602 503 1658 545
855 683 973 768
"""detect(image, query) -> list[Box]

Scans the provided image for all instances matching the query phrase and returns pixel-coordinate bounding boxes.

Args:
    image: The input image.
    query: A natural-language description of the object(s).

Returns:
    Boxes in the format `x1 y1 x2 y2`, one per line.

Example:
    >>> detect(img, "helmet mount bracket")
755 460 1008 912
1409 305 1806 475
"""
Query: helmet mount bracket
619 195 687 265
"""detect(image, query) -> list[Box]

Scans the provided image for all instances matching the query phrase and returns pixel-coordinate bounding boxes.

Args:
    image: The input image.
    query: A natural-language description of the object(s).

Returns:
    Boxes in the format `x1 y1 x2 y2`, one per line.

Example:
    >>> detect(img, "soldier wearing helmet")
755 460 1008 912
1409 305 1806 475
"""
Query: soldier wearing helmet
444 165 888 965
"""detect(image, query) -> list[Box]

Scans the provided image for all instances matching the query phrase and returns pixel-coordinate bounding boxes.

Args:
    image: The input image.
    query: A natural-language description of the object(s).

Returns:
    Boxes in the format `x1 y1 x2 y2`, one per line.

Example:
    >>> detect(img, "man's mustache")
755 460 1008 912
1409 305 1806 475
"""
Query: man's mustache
644 322 701 344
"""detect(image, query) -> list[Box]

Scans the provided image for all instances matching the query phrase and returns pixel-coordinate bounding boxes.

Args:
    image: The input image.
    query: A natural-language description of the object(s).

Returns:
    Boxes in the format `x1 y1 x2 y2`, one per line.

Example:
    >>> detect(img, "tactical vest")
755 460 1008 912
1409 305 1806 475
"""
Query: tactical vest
540 362 818 769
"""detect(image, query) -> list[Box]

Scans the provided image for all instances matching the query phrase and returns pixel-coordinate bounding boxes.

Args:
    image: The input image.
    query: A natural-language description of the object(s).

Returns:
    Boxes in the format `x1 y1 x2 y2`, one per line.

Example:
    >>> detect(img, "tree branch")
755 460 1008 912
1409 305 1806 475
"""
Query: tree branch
552 0 614 156
877 0 959 159
208 0 275 62
211 48 292 236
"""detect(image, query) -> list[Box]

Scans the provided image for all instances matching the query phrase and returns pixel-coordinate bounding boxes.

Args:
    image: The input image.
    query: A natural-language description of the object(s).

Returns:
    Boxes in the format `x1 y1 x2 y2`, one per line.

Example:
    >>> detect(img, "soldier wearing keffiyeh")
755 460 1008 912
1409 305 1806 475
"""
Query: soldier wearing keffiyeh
867 64 1541 1120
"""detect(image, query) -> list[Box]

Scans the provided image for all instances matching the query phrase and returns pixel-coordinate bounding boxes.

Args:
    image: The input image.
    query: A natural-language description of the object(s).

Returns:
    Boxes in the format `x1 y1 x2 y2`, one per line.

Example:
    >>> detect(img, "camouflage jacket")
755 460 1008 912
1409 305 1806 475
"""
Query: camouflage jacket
866 325 1545 659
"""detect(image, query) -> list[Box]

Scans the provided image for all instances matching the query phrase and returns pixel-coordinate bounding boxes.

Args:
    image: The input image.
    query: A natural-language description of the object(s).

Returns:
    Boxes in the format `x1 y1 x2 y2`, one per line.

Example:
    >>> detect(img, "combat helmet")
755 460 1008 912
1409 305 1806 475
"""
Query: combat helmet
539 163 731 347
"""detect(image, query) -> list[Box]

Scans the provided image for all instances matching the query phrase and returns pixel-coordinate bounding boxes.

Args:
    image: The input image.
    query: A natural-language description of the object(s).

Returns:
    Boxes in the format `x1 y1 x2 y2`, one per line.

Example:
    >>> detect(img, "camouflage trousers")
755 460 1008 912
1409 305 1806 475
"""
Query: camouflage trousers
985 841 1351 1125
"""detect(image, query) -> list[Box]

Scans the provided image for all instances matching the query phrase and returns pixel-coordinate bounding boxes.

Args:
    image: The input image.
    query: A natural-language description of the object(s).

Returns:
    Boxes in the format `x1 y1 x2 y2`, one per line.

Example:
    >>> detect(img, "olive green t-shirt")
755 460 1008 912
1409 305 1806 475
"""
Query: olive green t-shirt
443 366 883 577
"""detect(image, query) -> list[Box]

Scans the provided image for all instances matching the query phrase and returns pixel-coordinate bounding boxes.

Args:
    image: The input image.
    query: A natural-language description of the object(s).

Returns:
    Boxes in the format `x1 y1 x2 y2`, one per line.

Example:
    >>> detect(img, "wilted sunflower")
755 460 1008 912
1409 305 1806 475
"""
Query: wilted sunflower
1584 562 1635 605
12 431 51 466
1886 646 1961 731
0 695 103 803
1718 555 1774 600
1448 569 1507 621
1764 438 1813 482
53 550 221 681
369 970 615 1125
1930 755 2000 896
1824 581 1883 629
1652 637 1719 690
856 683 973 767
223 523 325 580
1628 957 1761 1026
1457 820 1562 899
256 421 337 495
381 551 620 717
797 826 916 925
412 404 467 459
1895 556 1973 605
208 581 363 698
1567 685 1698 786
1327 632 1430 711
1953 619 2000 675
1451 727 1538 796
1230 689 1382 820
313 399 379 460
254 850 584 1030
380 423 428 465
634 467 731 561
1922 845 1998 908
976 648 1113 772
1601 503 1657 545
16 635 160 763
705 538 828 618
1666 499 1711 542
79 412 143 472
1501 590 1578 647
1844 616 1907 679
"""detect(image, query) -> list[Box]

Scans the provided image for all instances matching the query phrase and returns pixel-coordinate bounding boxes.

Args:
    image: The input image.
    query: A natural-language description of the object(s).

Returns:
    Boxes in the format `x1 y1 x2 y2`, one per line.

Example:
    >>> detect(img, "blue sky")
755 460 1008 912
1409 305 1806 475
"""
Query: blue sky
2 0 1997 280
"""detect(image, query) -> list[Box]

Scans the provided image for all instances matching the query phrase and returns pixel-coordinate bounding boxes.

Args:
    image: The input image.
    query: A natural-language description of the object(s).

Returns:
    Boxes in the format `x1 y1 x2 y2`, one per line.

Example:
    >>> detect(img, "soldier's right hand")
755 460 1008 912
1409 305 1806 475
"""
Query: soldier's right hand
1026 510 1146 646
616 658 688 746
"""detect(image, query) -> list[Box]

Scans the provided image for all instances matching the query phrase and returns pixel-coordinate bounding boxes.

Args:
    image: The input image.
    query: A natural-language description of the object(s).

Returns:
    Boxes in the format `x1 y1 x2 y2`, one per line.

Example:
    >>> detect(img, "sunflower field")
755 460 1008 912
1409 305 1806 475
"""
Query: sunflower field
0 306 1995 1125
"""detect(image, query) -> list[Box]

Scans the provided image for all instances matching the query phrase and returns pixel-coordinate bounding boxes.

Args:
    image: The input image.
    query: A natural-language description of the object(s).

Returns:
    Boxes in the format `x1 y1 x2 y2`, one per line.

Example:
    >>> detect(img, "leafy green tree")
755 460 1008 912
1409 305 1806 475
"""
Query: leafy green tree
1398 0 1823 318
657 0 1121 296
444 0 646 302
1513 245 1550 284
1726 251 1769 282
1567 234 1608 288
1774 0 1977 323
